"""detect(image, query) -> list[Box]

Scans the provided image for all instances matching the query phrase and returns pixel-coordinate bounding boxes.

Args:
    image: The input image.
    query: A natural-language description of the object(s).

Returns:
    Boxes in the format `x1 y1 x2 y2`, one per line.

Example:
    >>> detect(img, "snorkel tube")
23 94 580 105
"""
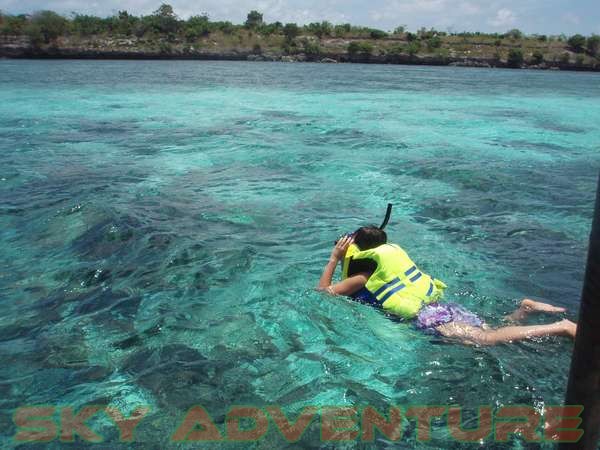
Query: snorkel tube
339 203 393 279
379 203 393 230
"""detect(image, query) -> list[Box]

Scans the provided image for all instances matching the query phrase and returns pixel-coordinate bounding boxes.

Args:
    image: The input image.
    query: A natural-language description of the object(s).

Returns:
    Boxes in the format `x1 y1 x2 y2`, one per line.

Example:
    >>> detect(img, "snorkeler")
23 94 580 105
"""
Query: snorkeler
317 226 577 345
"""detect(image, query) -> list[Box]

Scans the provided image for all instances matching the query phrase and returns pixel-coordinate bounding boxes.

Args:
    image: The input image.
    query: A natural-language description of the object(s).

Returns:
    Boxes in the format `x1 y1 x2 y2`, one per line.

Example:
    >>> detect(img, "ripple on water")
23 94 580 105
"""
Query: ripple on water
0 61 598 448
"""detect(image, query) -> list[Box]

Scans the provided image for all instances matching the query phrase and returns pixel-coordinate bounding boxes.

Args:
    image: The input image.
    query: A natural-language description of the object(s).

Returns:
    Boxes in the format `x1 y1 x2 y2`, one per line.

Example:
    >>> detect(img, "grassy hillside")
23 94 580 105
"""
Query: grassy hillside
1 5 599 70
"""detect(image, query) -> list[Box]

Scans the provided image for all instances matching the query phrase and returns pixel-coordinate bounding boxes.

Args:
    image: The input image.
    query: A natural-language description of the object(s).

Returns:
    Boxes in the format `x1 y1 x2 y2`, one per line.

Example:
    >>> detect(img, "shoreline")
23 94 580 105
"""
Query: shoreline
1 51 599 73
1 36 599 72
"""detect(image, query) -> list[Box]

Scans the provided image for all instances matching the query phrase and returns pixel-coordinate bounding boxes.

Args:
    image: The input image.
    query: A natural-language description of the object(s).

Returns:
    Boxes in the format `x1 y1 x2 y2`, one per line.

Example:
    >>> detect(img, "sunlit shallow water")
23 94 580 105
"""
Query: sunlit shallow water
0 60 599 449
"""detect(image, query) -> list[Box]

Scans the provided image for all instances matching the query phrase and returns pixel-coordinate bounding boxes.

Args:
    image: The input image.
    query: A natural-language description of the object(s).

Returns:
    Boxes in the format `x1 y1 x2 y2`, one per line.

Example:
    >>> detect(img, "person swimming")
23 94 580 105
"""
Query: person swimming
317 226 577 345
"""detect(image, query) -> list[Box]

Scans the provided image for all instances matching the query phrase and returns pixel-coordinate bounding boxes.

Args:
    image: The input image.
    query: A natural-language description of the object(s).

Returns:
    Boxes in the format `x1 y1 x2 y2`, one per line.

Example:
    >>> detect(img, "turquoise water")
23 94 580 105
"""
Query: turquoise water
0 60 599 448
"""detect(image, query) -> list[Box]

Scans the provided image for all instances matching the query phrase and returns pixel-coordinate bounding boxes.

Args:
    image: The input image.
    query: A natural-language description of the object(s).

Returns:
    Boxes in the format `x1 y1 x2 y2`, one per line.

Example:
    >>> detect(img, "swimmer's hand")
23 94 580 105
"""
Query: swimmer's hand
330 235 354 262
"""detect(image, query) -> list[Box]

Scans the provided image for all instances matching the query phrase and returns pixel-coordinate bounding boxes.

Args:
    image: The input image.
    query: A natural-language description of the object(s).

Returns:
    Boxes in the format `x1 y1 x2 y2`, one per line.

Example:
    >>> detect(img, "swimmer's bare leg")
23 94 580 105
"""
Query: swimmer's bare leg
505 298 566 322
435 319 577 346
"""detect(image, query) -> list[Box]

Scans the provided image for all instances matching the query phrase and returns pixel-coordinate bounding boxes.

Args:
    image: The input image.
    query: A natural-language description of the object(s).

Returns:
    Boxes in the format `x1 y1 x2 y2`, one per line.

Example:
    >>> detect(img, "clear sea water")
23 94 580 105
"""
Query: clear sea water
0 60 599 449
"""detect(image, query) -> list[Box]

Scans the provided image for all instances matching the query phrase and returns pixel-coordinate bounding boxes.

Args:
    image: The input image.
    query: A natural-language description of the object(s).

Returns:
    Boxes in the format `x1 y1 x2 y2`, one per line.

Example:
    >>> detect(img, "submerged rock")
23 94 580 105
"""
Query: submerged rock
74 288 140 317
71 215 141 260
121 344 235 415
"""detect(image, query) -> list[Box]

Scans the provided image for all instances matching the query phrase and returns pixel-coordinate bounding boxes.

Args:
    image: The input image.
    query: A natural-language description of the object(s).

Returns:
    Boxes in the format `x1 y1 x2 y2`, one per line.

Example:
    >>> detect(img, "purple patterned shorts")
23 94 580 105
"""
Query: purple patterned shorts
416 302 483 330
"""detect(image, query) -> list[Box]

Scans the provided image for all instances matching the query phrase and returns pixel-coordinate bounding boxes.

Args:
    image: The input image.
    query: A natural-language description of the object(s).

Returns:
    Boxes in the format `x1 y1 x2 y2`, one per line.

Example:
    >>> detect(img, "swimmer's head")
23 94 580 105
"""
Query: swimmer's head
353 226 387 250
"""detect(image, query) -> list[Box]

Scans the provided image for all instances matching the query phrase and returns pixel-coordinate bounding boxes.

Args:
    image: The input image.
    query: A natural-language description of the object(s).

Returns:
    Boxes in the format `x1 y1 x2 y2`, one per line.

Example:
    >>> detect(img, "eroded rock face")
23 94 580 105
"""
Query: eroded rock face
0 35 33 56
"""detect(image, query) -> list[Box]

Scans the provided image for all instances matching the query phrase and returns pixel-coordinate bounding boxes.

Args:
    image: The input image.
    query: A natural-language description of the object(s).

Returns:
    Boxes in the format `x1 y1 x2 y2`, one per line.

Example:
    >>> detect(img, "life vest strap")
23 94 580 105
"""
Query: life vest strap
426 282 434 297
373 265 427 303
379 283 407 302
372 277 401 297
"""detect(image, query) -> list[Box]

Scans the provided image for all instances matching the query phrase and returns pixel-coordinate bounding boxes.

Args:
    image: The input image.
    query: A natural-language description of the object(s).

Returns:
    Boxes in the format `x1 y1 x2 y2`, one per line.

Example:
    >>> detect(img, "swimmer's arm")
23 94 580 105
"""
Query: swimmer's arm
317 235 354 293
317 257 339 292
322 273 369 296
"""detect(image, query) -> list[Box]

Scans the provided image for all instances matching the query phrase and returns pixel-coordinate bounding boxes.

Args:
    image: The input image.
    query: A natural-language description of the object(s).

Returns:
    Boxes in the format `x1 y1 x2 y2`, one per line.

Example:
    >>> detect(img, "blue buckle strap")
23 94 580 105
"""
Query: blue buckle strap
379 283 407 302
373 266 424 303
409 272 422 283
426 282 434 297
373 277 401 297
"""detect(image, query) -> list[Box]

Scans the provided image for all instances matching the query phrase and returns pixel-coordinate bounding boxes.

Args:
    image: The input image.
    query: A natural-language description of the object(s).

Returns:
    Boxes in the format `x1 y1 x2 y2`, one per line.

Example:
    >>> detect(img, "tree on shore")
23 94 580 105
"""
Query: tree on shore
507 48 524 67
245 10 263 29
184 14 210 41
505 29 523 40
567 34 586 53
27 11 68 43
306 21 332 39
0 13 28 35
283 23 299 43
111 10 138 36
369 28 387 39
587 35 600 56
148 4 180 34
333 23 351 37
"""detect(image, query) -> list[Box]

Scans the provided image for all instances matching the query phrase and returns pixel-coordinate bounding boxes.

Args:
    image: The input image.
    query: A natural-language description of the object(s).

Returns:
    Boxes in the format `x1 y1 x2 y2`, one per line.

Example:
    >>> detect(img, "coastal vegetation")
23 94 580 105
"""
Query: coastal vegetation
1 4 599 70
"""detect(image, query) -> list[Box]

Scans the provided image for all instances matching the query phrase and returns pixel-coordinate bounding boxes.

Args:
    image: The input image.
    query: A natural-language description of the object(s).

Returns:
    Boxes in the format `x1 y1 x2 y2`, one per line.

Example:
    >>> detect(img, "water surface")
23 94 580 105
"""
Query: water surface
1 60 599 448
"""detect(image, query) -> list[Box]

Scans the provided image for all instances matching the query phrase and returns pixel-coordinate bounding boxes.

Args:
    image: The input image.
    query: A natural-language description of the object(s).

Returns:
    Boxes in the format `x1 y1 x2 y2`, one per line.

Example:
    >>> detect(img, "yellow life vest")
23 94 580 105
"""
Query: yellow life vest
342 243 447 319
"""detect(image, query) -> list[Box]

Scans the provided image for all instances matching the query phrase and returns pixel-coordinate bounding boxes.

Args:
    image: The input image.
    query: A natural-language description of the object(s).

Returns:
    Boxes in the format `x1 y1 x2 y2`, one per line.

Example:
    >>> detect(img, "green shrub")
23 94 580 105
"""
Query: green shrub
507 48 524 67
406 41 421 55
28 11 68 43
302 39 321 56
388 44 404 55
587 35 600 56
305 21 332 38
0 14 28 35
158 41 172 53
258 22 282 35
149 4 180 34
567 34 586 53
283 23 299 42
184 15 210 41
531 50 544 65
405 32 418 42
347 41 373 56
333 23 351 37
505 29 523 40
245 10 263 29
252 43 262 54
426 36 442 49
111 11 138 36
560 52 570 64
212 21 235 34
369 28 387 39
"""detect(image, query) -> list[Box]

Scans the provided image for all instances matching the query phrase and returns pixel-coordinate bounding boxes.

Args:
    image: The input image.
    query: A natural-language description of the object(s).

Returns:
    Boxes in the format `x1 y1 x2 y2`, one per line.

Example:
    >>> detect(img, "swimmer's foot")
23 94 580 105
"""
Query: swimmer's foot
506 298 567 322
521 298 566 314
560 319 577 340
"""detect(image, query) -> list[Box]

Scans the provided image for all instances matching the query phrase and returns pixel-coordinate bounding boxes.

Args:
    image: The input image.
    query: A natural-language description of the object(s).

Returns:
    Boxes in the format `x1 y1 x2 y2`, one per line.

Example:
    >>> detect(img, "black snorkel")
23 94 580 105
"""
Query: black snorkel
378 203 393 230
